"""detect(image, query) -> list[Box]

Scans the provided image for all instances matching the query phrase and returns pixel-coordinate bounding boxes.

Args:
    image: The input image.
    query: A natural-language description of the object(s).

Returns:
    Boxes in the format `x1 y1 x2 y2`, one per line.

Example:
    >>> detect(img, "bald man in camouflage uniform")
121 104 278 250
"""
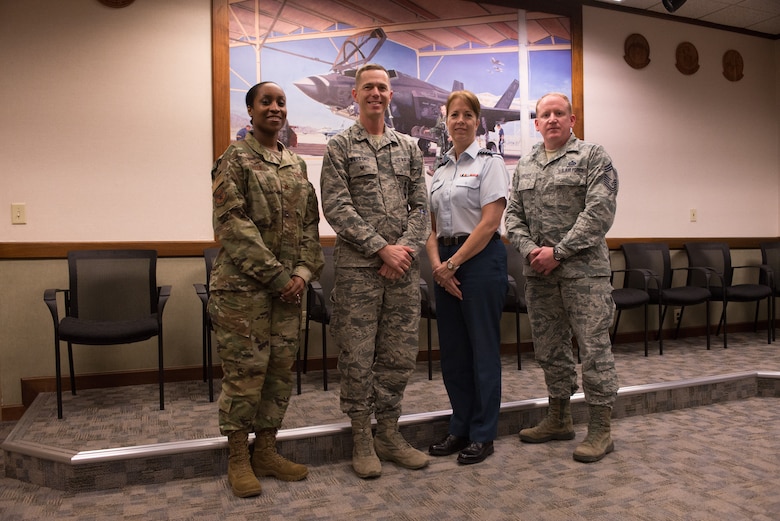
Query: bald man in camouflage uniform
505 92 619 463
320 64 431 478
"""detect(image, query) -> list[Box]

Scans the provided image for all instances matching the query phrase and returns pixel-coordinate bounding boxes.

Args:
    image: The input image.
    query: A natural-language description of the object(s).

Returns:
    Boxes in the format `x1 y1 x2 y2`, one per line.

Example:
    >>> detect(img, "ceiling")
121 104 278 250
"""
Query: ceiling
227 0 571 52
589 0 780 38
227 0 780 51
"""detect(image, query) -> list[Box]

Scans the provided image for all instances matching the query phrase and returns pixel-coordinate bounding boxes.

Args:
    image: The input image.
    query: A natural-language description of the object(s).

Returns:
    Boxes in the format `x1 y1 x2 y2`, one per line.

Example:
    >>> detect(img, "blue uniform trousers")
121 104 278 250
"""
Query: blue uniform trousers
435 238 507 442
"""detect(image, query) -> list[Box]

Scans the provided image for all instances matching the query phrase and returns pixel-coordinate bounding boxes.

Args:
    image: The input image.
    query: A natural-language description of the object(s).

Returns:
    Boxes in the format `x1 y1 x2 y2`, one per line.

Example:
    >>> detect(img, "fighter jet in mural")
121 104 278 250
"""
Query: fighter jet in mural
293 28 525 154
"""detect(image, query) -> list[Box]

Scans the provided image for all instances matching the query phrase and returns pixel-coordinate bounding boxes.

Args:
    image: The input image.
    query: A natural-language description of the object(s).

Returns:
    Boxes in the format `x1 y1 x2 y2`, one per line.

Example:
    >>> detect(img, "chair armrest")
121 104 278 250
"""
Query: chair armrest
419 278 432 304
506 275 519 300
674 265 717 287
307 281 326 310
732 264 773 286
760 264 774 289
157 285 172 315
193 283 208 306
611 268 658 291
43 288 68 325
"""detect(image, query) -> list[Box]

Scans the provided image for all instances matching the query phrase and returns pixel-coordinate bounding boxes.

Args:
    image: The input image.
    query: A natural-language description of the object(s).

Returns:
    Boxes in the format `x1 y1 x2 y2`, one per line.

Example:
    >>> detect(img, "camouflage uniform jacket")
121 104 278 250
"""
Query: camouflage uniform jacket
320 122 430 267
210 132 324 293
506 134 618 278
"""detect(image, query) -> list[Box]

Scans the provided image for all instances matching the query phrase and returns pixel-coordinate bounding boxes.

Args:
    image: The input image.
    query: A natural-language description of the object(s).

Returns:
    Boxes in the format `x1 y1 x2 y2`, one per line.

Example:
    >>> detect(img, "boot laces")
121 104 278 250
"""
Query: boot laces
354 429 375 456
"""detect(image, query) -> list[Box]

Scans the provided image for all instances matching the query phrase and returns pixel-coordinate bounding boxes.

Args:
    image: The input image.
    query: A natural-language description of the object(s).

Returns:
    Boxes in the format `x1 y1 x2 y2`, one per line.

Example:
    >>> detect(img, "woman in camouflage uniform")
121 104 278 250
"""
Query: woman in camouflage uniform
209 82 324 497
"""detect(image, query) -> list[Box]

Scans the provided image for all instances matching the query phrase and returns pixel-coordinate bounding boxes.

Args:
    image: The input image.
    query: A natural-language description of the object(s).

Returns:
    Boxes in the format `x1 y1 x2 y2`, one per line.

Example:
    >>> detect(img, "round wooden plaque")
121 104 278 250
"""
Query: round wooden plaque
624 34 650 70
98 0 135 7
675 42 699 75
722 50 744 82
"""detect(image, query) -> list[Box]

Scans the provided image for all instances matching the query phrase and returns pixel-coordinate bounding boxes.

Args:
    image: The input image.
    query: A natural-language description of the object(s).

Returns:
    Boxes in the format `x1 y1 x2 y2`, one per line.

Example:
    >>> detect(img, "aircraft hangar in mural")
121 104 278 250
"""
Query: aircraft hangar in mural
226 0 572 162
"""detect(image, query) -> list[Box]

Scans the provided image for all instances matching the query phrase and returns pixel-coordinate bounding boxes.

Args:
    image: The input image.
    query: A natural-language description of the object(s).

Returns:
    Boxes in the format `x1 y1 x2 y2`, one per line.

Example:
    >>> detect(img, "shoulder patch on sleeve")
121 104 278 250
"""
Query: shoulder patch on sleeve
212 175 229 207
601 165 618 193
477 148 497 157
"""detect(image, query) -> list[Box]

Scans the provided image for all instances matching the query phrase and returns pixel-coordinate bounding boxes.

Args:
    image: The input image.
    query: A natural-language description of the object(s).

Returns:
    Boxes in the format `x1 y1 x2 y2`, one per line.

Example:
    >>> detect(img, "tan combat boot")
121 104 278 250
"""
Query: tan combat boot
251 428 308 481
227 431 263 498
351 416 382 479
573 405 615 463
519 397 576 443
373 418 429 470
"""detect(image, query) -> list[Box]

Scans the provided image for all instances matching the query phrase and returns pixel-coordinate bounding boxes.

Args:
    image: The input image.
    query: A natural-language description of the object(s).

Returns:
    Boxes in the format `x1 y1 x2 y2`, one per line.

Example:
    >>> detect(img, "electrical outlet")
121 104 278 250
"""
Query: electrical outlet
674 308 682 322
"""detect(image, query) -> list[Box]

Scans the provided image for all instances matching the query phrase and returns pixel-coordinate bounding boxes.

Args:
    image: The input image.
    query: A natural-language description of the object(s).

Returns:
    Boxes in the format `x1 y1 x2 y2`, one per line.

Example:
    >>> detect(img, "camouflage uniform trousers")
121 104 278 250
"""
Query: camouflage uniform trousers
332 266 421 421
525 274 619 407
208 289 301 435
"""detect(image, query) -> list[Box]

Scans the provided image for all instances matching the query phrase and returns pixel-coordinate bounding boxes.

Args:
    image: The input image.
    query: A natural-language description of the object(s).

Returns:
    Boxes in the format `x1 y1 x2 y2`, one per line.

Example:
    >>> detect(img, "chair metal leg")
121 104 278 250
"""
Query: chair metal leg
55 338 63 419
303 314 311 374
515 310 521 370
67 342 76 395
754 301 760 333
427 315 433 380
296 347 302 395
321 322 328 391
656 303 663 355
658 305 667 356
715 307 726 337
201 308 208 382
642 302 649 357
206 319 214 402
158 334 165 411
722 298 728 349
611 309 623 346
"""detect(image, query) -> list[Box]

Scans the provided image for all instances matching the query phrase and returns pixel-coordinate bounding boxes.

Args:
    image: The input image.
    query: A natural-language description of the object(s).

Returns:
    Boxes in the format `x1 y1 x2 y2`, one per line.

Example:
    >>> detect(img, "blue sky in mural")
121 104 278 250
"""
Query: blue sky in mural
230 35 571 132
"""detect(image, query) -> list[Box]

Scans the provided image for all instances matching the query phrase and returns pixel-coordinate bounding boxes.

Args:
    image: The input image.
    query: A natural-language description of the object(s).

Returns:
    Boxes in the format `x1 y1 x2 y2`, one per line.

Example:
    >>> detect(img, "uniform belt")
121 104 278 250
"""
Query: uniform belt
438 232 500 246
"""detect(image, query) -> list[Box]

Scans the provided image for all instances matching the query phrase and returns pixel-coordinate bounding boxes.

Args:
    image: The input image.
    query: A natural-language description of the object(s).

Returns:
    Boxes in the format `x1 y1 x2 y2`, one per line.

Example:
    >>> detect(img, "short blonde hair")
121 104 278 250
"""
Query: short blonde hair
535 92 572 114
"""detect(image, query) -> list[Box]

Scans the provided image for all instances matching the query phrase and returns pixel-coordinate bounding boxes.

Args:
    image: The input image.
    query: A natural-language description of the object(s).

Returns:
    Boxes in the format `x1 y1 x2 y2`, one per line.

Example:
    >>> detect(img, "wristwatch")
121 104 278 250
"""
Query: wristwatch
552 246 564 262
446 258 459 271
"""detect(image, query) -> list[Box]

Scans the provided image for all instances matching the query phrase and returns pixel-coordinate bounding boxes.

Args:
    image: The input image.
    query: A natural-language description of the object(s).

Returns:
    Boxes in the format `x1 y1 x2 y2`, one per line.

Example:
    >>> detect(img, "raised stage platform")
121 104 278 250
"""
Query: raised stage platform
3 332 780 493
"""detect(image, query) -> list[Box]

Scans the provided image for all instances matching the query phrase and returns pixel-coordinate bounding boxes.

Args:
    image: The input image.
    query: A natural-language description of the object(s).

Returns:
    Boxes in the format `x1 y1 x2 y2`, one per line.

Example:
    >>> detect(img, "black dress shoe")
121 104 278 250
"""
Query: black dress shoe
456 441 494 465
429 434 469 456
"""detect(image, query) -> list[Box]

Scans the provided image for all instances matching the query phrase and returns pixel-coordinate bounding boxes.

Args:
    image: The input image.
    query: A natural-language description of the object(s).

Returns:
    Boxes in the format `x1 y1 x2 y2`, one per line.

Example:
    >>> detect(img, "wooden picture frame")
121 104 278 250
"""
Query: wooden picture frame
210 0 584 161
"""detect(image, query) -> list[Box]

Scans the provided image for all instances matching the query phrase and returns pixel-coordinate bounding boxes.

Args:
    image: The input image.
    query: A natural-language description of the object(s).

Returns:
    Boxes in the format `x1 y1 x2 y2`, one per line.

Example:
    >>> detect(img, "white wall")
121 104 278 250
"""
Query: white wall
582 7 779 238
0 0 214 242
0 2 778 409
1 3 777 244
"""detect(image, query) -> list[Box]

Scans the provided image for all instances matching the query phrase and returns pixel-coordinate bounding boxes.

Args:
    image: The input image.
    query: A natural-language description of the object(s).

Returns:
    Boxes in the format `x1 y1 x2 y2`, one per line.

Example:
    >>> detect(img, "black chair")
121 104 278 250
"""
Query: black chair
621 242 713 354
194 247 220 402
685 241 772 348
418 247 436 380
302 245 334 392
44 249 171 419
611 253 657 356
504 242 528 370
758 242 780 341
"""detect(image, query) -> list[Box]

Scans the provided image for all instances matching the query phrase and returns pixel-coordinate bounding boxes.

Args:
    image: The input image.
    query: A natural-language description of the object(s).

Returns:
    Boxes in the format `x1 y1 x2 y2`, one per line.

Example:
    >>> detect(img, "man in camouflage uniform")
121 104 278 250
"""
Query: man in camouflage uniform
505 92 619 463
210 81 324 497
320 64 431 478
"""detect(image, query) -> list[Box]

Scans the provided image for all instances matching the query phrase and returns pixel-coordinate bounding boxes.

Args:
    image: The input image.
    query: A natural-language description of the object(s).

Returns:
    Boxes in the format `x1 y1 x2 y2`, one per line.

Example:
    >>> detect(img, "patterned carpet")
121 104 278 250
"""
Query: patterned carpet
1 332 779 520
